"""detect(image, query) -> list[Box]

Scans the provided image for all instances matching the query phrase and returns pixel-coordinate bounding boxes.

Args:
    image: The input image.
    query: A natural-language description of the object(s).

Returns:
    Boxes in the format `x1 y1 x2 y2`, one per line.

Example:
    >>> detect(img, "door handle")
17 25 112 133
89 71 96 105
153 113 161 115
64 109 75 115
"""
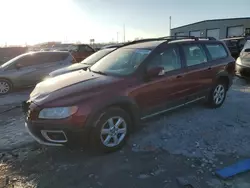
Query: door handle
176 75 183 78
207 67 212 70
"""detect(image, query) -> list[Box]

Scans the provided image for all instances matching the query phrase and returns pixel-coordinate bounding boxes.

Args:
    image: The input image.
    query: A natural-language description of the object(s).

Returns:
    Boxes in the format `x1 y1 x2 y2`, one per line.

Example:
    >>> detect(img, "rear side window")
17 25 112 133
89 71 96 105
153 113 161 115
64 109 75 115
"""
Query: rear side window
205 44 228 60
224 40 237 47
182 45 207 67
16 55 38 67
46 53 69 62
78 45 94 52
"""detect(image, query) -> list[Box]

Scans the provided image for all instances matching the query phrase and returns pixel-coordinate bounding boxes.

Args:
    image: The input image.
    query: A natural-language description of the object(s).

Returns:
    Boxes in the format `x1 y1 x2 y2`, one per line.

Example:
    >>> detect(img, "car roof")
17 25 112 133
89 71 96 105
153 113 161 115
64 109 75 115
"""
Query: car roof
221 37 245 41
26 51 69 55
122 40 166 50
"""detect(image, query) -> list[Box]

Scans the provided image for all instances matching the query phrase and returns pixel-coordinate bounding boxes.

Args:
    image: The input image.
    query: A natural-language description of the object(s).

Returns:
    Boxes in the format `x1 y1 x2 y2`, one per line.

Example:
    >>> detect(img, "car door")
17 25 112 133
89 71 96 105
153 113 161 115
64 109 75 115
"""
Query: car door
135 45 187 117
180 43 212 101
14 54 42 86
33 52 72 81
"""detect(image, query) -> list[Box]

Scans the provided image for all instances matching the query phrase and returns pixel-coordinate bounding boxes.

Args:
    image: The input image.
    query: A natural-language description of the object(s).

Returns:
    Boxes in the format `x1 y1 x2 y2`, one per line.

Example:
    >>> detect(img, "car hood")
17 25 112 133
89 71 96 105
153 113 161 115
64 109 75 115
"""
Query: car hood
29 70 118 106
49 63 89 77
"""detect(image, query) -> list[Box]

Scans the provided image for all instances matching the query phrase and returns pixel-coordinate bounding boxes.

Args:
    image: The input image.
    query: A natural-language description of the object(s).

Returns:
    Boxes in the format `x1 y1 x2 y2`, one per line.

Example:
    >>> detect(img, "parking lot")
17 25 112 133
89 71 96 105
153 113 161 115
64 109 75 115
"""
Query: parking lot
0 77 250 188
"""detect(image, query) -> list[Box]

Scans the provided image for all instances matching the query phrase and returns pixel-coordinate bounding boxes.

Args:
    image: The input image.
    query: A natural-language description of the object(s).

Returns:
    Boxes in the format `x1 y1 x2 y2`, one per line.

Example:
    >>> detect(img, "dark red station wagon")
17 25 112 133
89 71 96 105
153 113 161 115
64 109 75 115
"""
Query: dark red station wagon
23 36 235 152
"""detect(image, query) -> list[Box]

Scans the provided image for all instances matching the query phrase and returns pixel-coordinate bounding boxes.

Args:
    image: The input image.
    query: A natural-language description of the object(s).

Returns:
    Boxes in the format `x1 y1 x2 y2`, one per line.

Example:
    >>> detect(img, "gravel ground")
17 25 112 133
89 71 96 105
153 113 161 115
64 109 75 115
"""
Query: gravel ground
0 108 33 151
0 89 31 106
0 77 250 187
130 77 250 161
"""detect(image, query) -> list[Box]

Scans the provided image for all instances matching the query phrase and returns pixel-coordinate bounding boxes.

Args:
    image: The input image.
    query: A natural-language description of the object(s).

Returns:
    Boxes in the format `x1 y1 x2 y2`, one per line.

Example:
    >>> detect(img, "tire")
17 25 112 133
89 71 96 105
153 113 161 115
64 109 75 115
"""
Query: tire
207 80 227 108
90 107 131 153
0 79 12 95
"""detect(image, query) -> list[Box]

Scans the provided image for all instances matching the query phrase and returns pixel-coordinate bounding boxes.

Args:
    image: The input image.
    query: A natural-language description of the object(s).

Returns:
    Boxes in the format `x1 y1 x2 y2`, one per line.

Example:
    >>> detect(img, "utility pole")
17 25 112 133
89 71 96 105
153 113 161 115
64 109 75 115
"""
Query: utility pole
117 32 119 43
169 16 172 36
123 24 126 43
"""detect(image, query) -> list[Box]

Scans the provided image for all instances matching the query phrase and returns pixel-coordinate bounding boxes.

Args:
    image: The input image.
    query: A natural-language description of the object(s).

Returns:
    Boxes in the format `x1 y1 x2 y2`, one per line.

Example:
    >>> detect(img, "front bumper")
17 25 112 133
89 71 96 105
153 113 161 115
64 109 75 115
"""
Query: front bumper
22 100 92 147
25 121 91 147
236 63 250 78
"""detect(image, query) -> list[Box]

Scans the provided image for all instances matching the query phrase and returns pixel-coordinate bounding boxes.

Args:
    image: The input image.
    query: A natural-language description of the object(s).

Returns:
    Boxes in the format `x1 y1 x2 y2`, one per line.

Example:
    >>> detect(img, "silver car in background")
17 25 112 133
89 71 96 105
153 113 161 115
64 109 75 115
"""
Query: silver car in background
0 51 74 94
236 40 250 79
49 47 118 77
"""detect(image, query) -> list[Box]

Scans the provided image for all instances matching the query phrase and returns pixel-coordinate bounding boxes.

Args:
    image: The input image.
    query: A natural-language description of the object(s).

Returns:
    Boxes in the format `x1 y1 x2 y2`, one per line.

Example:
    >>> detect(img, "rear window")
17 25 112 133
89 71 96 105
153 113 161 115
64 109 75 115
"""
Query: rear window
224 40 237 47
205 44 228 60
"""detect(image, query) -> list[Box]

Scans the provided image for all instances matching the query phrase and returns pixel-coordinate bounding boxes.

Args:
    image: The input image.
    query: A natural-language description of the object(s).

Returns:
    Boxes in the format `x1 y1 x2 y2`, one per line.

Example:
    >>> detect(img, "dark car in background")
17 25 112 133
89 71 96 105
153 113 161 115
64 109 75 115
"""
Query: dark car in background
236 40 250 78
23 36 235 152
69 44 96 62
49 45 121 77
0 51 75 94
221 37 247 58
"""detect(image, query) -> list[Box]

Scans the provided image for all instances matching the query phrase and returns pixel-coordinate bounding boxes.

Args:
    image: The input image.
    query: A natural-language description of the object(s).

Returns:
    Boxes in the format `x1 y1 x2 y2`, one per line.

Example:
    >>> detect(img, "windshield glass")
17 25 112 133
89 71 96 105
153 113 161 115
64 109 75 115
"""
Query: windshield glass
243 40 250 50
0 53 27 68
80 48 114 65
90 48 151 76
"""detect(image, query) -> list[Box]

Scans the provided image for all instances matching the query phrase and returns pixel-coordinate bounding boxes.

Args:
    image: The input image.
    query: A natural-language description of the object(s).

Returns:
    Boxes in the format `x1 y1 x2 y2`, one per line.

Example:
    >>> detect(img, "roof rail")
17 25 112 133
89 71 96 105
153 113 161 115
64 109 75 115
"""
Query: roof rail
159 36 216 41
116 36 217 48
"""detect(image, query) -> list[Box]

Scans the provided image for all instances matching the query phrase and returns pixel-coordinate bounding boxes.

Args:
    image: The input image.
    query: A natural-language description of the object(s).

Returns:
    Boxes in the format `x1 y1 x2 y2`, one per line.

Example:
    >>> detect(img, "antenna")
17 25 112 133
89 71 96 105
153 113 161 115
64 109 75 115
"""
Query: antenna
123 24 126 42
169 16 172 36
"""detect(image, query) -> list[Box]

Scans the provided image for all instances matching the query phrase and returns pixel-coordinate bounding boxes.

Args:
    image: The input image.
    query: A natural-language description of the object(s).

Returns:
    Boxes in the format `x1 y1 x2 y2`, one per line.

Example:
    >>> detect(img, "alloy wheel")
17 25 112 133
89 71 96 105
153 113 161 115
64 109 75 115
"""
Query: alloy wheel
100 116 127 148
0 81 10 94
213 84 225 105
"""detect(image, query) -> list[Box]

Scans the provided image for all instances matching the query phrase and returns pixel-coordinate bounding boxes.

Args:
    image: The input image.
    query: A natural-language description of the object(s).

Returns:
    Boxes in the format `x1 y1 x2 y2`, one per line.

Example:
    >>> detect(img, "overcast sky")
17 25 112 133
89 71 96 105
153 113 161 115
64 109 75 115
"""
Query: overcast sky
0 0 249 45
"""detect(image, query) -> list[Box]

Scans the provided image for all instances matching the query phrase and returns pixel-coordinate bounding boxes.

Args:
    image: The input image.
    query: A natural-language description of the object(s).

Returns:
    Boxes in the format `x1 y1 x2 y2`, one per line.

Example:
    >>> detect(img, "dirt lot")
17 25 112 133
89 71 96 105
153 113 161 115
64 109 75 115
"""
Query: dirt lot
1 78 250 188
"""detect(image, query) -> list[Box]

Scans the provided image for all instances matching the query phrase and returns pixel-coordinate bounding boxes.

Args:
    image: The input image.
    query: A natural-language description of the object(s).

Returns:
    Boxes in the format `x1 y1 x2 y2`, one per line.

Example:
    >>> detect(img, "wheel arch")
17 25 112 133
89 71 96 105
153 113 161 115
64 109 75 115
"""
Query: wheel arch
214 71 232 91
0 77 13 94
0 77 13 87
85 96 140 131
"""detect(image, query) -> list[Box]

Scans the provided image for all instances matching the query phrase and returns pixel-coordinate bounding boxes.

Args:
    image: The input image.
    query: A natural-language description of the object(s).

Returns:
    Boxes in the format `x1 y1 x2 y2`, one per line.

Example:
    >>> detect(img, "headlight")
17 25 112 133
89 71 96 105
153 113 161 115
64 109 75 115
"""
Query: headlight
39 106 78 119
236 57 241 65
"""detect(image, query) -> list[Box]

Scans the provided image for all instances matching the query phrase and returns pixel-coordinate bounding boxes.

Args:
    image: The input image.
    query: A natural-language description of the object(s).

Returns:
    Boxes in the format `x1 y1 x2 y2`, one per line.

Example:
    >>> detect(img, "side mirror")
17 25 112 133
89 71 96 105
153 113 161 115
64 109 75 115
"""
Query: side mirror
146 66 165 78
244 48 250 52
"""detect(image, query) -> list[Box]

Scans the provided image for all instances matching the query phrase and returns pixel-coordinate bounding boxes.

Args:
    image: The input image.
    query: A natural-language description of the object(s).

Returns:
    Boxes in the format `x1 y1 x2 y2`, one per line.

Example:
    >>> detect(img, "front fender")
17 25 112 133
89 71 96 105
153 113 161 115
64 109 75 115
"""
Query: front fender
84 96 140 129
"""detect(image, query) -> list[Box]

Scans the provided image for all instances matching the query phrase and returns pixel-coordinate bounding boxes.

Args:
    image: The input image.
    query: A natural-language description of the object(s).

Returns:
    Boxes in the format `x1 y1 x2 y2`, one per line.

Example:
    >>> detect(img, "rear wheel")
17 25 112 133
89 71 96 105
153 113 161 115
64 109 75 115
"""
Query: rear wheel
0 79 12 95
208 81 227 108
91 107 131 153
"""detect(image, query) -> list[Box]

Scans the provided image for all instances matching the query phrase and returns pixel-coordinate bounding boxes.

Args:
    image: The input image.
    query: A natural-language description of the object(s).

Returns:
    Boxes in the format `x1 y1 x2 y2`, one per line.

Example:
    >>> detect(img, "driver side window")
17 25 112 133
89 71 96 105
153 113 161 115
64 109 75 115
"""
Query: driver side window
16 55 36 68
148 47 181 72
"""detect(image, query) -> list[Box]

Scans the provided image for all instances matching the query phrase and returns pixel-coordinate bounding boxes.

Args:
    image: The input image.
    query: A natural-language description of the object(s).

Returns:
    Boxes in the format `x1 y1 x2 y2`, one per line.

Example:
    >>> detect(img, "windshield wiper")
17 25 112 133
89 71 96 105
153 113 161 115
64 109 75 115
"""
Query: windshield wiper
88 67 107 75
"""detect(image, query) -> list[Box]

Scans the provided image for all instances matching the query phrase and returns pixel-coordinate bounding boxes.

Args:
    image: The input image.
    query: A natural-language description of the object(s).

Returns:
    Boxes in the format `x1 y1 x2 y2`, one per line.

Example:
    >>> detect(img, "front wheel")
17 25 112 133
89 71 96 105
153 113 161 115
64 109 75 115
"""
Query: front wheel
91 107 131 153
0 79 12 95
208 81 227 108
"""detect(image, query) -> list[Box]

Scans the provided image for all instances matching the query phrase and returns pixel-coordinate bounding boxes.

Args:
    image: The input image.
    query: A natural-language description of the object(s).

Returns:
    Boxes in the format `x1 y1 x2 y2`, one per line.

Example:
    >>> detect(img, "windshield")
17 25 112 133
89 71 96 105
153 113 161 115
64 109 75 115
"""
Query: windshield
90 48 151 76
80 48 114 65
0 53 27 68
243 40 250 50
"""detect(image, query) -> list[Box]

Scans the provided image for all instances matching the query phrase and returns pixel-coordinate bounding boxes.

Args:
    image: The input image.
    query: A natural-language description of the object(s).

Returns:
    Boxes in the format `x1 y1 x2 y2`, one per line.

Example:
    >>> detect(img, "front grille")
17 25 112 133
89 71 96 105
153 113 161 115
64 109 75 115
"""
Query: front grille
22 101 30 114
